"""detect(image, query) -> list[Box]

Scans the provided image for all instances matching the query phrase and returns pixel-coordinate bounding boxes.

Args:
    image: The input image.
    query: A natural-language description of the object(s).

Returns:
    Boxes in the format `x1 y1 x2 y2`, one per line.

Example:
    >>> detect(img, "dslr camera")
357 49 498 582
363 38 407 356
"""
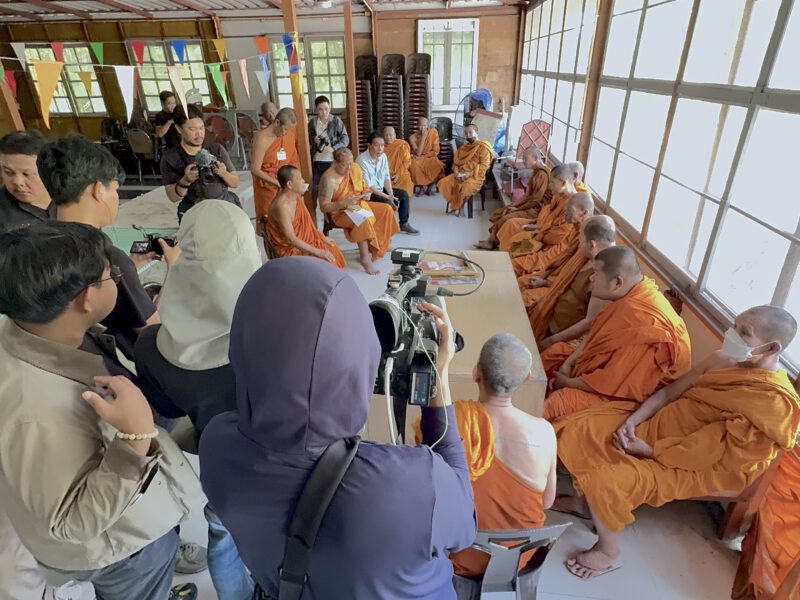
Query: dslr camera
130 225 177 256
194 148 219 185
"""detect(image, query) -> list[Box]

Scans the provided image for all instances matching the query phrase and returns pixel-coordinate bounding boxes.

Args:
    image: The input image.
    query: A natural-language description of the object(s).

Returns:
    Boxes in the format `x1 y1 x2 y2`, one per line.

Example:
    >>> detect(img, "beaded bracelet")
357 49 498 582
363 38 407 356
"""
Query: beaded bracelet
116 429 159 441
136 260 159 276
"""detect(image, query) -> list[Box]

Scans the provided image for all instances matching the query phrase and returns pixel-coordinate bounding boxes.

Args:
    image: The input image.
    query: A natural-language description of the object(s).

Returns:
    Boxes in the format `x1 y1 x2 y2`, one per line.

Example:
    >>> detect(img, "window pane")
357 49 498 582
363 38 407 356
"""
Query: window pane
551 0 566 32
614 0 644 14
609 154 653 232
313 59 328 75
560 27 579 72
784 268 800 366
619 91 669 166
576 12 595 74
187 44 203 61
332 93 346 108
542 77 556 117
550 119 567 162
547 33 562 71
565 125 581 162
311 41 327 57
555 80 572 121
770 1 800 90
593 85 625 144
541 1 552 36
603 10 642 78
536 35 548 71
634 0 692 80
565 0 583 30
706 210 791 315
531 6 542 39
587 139 615 199
570 82 585 127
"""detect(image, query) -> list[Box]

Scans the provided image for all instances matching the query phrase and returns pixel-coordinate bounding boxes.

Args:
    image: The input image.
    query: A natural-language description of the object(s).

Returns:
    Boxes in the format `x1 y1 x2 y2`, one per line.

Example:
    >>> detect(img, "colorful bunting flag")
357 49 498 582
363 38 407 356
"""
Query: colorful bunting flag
78 71 93 95
50 42 65 63
255 71 269 96
3 70 17 97
10 43 27 68
31 61 64 129
131 41 146 66
282 32 301 75
212 38 227 61
89 41 104 64
171 40 186 65
167 65 188 112
0 65 5 84
238 58 250 98
113 65 136 123
254 35 269 55
259 54 270 81
208 63 228 107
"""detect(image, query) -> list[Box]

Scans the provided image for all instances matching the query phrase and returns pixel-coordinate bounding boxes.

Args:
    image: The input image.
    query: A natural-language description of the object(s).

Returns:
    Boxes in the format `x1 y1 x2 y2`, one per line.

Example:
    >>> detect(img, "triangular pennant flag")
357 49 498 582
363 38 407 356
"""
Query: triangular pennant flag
51 42 65 63
0 65 5 84
10 42 27 68
259 54 270 81
78 71 93 95
167 65 188 112
113 65 136 123
89 41 104 64
171 40 186 65
212 38 227 61
131 41 146 65
253 35 269 55
238 58 250 98
282 32 301 74
30 61 64 129
254 71 269 96
208 63 228 107
2 70 17 97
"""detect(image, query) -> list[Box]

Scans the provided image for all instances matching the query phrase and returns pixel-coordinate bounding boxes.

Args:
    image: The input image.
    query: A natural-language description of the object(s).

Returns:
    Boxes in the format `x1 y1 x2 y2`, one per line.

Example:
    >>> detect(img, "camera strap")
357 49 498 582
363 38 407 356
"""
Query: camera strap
277 436 360 600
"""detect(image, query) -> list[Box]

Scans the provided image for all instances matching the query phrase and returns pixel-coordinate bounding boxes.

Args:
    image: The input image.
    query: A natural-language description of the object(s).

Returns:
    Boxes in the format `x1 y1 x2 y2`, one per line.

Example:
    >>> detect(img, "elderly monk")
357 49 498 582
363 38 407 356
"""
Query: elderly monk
524 215 616 340
438 124 494 217
252 108 299 244
408 117 445 195
260 101 278 128
383 126 413 198
318 148 399 275
553 306 800 579
475 147 550 250
413 334 556 580
541 246 691 421
568 161 588 193
268 165 346 269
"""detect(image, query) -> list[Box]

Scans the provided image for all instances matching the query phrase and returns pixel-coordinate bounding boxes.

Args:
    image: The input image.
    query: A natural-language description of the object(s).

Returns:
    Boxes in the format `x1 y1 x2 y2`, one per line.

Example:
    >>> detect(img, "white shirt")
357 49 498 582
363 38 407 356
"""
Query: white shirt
356 151 391 191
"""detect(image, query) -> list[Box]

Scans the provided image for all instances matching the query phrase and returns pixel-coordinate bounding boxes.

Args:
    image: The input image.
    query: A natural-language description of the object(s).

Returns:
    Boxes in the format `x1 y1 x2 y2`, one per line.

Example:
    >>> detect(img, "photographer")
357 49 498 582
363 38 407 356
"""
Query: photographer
161 105 240 222
199 257 476 599
309 95 349 202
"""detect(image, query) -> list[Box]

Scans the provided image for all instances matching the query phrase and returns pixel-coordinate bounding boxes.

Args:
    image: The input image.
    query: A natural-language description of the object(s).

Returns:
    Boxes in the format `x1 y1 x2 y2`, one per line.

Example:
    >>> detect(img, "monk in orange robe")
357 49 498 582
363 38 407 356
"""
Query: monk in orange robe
413 334 557 581
251 108 299 247
567 161 589 193
524 215 616 340
267 165 346 268
552 305 800 580
438 124 494 217
383 126 413 198
408 117 445 195
541 246 691 421
318 148 399 275
475 147 551 250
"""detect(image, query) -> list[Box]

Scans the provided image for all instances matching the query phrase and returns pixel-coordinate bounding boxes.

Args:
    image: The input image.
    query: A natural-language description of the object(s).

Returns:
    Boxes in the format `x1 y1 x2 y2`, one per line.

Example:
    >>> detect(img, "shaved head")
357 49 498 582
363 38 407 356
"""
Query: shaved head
333 147 352 163
260 101 277 123
551 164 572 182
568 192 594 213
595 246 641 280
741 305 798 348
477 333 532 397
591 246 643 300
275 107 297 126
568 161 585 182
582 215 616 246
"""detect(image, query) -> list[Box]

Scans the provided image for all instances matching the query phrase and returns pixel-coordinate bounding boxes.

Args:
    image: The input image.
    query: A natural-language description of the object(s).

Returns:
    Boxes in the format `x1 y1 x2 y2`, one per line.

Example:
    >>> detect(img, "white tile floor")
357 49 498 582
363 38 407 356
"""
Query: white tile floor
168 192 740 599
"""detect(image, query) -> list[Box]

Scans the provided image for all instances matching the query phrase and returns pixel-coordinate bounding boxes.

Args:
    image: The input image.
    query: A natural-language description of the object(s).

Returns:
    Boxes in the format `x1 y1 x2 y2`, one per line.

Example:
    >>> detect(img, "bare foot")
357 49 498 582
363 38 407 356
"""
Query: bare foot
456 207 466 218
359 257 380 275
474 240 495 250
550 494 591 520
565 545 621 579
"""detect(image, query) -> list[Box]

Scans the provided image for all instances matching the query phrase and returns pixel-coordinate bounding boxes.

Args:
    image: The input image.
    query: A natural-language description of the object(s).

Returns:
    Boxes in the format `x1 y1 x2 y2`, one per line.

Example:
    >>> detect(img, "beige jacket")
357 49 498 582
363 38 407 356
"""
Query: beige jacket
0 319 205 571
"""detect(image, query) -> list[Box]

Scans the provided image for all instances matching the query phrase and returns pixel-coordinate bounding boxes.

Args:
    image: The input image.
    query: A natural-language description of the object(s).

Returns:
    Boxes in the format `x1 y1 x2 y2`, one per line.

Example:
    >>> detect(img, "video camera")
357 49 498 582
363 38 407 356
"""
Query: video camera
130 225 177 256
370 249 465 440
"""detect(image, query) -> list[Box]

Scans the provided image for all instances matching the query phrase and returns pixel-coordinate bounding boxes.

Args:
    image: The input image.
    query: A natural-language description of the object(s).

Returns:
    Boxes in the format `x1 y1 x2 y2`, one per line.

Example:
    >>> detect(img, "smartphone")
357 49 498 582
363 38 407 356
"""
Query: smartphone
130 240 152 254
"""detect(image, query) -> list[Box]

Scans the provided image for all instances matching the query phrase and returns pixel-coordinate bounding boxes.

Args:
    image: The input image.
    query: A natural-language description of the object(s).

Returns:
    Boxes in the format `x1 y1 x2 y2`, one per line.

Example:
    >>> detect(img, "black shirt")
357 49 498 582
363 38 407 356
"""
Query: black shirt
0 187 54 233
101 244 157 361
154 110 182 149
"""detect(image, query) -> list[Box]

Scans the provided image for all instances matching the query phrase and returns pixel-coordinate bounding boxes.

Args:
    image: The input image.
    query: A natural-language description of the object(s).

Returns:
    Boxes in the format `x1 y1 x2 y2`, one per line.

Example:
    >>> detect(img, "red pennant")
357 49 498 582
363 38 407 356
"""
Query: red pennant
254 36 269 55
131 41 146 65
133 69 139 100
51 42 65 63
221 70 229 83
4 70 17 97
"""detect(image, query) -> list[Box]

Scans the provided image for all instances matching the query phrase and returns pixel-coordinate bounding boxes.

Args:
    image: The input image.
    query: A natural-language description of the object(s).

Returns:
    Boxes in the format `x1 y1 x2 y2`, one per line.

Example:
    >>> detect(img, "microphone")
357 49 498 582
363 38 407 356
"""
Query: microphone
423 283 455 297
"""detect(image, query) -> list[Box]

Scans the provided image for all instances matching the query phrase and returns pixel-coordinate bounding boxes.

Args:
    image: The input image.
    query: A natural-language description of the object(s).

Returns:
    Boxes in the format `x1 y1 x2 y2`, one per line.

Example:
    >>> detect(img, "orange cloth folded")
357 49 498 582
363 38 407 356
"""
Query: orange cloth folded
409 129 445 186
385 140 414 197
268 195 346 268
527 252 590 339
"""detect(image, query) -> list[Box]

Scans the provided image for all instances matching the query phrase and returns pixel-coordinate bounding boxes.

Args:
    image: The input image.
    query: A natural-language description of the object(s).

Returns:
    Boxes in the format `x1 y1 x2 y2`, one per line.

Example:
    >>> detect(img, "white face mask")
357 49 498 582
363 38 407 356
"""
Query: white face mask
300 182 309 194
721 328 770 362
466 135 477 143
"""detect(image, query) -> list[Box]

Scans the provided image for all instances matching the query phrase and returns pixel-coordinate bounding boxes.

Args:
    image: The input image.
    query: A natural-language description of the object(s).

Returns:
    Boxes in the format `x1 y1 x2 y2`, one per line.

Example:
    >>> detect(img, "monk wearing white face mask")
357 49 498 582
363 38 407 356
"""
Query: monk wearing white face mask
551 305 800 581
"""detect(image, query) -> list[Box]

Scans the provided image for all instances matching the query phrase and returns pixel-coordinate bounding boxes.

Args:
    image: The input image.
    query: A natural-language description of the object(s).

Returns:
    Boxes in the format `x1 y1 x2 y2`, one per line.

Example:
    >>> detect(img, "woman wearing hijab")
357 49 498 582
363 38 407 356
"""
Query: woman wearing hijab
199 257 477 599
134 199 261 600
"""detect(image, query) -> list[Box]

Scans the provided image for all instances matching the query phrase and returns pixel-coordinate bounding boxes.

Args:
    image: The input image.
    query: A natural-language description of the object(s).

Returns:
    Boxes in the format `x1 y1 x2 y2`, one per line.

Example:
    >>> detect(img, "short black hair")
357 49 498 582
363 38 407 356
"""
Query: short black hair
315 95 330 107
0 221 112 323
159 90 175 104
37 136 125 206
367 131 384 145
173 104 204 127
0 130 46 157
277 164 299 188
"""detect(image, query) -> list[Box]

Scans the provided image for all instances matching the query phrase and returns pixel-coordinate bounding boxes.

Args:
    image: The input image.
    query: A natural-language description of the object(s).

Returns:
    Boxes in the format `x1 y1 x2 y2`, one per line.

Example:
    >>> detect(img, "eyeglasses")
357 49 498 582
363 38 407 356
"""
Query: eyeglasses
98 265 123 285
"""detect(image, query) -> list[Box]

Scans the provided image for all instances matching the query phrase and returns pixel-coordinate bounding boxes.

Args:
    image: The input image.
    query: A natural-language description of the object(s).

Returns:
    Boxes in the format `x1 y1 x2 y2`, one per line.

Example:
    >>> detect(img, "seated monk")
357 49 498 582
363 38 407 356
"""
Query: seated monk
475 147 551 250
552 306 800 579
251 108 299 247
267 165 346 268
567 161 589 193
408 117 445 195
498 164 576 253
383 126 413 198
541 246 691 421
413 334 556 578
511 190 594 279
524 215 616 340
318 148 399 275
438 124 494 218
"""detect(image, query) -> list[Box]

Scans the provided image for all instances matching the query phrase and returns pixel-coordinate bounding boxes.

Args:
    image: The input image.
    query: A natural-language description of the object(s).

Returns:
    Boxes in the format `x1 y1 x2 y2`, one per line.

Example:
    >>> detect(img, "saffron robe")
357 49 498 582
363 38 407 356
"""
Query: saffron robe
525 252 591 339
268 195 346 268
254 130 300 218
384 140 414 197
488 165 551 241
438 140 494 212
409 129 445 185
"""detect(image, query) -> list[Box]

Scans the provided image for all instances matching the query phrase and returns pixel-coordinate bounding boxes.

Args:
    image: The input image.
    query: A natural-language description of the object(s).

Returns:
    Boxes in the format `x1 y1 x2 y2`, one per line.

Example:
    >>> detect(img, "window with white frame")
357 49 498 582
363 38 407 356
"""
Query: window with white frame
24 45 106 115
270 36 346 112
130 41 211 114
418 19 479 109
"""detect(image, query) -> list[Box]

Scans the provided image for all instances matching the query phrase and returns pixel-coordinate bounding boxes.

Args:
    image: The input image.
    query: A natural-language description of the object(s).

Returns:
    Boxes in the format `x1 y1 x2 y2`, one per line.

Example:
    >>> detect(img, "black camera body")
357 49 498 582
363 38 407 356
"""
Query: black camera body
130 226 177 256
194 148 219 185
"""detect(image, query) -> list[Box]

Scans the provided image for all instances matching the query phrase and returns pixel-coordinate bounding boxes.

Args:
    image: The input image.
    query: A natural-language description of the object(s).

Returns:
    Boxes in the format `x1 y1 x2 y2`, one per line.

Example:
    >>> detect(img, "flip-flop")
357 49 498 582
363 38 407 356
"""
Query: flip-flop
565 556 622 579
549 494 592 520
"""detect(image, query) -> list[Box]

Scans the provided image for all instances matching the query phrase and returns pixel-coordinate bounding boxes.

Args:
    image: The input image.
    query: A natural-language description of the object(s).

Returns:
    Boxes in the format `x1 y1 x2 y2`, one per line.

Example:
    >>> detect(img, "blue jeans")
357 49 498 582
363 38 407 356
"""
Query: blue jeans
205 505 254 600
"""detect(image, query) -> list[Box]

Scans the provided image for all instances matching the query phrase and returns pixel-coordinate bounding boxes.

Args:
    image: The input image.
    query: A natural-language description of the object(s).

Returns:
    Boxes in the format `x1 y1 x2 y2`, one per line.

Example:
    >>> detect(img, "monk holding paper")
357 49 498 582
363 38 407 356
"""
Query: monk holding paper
438 124 493 217
408 117 445 195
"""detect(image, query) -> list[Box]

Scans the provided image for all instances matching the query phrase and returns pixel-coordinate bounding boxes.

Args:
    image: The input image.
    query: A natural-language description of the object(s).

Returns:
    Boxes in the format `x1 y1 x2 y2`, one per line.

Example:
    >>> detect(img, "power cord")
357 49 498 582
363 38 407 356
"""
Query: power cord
425 251 486 297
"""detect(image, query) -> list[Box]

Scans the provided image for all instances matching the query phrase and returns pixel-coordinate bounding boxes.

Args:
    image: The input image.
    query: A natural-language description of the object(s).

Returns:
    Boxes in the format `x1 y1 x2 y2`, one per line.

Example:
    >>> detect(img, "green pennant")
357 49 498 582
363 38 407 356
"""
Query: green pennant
208 63 228 107
0 65 5 84
89 42 104 65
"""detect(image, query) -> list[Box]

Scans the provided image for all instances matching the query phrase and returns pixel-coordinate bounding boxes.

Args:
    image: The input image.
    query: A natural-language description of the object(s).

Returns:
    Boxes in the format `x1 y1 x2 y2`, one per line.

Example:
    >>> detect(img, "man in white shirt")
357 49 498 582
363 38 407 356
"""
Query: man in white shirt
356 131 419 235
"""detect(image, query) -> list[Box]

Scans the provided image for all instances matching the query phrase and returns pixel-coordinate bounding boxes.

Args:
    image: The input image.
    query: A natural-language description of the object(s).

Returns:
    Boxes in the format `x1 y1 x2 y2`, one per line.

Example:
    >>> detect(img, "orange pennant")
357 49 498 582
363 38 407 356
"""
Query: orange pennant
31 61 64 129
254 35 269 55
78 71 93 95
213 38 227 61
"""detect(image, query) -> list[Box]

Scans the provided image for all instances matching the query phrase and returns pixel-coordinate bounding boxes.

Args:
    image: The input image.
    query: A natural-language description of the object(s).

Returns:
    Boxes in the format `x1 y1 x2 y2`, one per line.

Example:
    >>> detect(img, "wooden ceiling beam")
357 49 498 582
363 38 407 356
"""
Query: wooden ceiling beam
94 0 154 18
22 0 93 20
264 0 282 8
170 0 217 17
0 5 43 20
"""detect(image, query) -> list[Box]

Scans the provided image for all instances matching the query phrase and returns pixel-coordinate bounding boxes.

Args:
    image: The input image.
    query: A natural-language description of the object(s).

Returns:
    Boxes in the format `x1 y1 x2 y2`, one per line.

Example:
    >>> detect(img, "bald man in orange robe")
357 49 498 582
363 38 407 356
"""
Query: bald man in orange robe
541 246 692 422
267 165 346 268
408 117 445 195
438 124 494 217
383 126 414 198
552 305 799 580
318 148 399 275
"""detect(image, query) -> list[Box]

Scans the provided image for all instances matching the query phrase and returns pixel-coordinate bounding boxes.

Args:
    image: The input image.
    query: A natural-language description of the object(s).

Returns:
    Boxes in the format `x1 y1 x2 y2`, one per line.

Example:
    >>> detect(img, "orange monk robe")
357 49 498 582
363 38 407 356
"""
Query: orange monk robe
438 140 494 212
497 216 533 252
268 195 346 268
499 191 573 254
555 368 800 533
512 224 579 278
329 163 399 260
409 128 445 186
487 165 552 240
733 447 800 600
542 277 692 421
384 140 414 197
254 131 300 219
525 251 591 339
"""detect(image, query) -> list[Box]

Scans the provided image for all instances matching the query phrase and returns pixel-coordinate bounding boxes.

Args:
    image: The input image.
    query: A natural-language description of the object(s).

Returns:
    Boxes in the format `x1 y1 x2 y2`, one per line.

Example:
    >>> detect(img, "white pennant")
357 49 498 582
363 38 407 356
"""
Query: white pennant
113 65 136 123
11 42 27 68
254 71 269 96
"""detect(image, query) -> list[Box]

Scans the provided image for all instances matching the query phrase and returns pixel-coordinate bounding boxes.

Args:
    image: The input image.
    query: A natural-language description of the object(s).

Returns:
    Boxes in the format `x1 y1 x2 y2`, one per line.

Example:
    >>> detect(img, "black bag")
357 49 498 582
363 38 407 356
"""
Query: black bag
253 437 360 600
